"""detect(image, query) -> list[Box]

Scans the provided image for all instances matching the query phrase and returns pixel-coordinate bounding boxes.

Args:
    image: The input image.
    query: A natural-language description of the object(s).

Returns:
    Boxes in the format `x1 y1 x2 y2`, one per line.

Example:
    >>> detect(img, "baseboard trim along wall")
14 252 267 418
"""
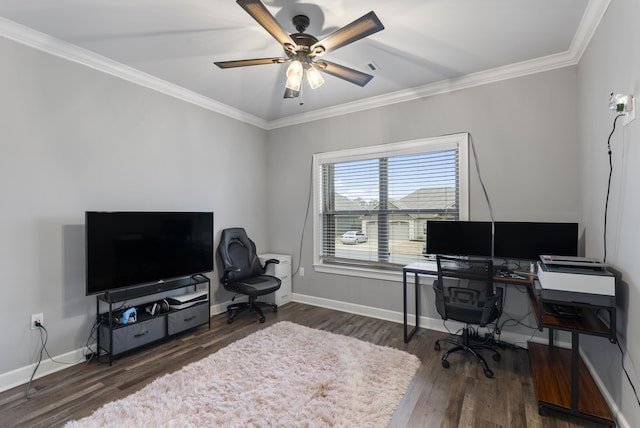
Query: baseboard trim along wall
0 348 88 394
0 295 629 427
292 293 548 348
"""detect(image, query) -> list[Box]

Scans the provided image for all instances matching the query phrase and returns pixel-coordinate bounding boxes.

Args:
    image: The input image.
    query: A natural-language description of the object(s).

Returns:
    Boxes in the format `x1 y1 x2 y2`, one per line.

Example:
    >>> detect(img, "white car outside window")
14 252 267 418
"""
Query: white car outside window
340 231 367 244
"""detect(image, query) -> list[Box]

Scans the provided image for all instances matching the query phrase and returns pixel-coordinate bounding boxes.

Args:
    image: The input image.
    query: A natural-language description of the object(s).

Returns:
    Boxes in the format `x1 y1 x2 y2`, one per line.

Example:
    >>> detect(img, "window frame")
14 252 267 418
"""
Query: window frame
312 133 470 281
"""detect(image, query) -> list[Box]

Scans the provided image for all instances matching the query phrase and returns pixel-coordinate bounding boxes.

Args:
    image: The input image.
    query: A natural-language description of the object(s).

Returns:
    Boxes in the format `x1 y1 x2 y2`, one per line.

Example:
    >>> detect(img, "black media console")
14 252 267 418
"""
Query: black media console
96 274 211 365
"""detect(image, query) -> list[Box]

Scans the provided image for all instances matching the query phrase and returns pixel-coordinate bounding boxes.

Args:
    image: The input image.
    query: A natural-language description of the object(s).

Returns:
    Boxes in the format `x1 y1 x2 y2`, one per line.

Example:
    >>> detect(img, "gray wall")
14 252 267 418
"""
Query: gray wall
578 1 640 424
3 6 637 424
0 36 269 376
267 67 581 333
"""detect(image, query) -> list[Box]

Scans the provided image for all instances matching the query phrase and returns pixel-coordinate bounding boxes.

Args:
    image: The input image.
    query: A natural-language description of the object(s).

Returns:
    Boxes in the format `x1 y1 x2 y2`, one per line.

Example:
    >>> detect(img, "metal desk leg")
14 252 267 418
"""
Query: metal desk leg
403 270 420 343
414 272 420 329
403 269 408 341
571 331 579 411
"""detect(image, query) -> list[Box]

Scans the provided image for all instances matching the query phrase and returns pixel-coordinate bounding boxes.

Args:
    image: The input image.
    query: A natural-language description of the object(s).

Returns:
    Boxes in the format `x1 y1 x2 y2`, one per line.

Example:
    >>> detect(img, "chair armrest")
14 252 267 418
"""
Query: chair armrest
262 258 280 273
479 288 503 326
222 265 241 284
432 280 447 320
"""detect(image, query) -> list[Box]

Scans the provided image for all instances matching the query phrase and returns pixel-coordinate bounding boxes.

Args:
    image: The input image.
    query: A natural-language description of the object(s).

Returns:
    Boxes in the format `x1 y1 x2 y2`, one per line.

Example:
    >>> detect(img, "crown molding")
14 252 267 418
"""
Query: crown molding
0 0 609 131
0 16 268 129
267 0 611 130
570 0 611 60
266 50 579 130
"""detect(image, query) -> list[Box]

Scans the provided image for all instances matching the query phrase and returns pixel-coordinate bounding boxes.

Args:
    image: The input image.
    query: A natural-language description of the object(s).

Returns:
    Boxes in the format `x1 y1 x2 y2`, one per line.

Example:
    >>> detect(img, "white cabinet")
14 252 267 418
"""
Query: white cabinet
258 253 292 306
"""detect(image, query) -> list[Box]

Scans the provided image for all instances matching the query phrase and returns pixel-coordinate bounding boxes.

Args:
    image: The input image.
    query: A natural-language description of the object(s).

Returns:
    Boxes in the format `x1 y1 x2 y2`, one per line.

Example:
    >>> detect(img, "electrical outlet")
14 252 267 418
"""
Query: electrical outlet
624 97 636 126
299 267 305 276
31 313 43 330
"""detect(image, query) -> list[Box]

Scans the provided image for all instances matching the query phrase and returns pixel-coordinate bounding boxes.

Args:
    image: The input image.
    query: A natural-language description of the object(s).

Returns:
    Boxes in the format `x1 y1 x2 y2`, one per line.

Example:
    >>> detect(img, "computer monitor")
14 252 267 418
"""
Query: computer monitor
493 221 578 261
426 221 493 257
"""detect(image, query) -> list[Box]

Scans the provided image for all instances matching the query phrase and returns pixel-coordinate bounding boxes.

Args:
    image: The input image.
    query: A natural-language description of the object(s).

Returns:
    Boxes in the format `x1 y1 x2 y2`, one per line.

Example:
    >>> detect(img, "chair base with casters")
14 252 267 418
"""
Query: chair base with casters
222 274 281 324
432 255 504 379
434 326 501 378
226 295 277 324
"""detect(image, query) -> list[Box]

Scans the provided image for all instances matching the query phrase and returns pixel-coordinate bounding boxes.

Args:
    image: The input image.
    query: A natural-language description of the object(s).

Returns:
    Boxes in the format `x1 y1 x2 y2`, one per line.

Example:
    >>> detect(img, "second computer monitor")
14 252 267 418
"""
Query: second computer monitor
493 221 578 261
426 220 493 257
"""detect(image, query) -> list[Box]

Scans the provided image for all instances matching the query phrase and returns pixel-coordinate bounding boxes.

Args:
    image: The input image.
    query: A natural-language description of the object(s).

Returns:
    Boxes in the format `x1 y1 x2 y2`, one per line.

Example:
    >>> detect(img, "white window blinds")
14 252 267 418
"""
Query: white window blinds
313 133 469 270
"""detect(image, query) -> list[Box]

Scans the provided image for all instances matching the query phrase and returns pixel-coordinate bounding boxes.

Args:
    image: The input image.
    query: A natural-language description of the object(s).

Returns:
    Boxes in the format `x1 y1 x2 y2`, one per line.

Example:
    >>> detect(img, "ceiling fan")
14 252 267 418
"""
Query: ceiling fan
214 0 384 99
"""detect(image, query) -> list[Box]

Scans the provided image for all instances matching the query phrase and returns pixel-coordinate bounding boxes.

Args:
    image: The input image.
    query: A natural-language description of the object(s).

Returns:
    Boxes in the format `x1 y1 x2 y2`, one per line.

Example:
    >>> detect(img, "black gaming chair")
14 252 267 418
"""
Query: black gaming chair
433 255 503 378
216 228 281 324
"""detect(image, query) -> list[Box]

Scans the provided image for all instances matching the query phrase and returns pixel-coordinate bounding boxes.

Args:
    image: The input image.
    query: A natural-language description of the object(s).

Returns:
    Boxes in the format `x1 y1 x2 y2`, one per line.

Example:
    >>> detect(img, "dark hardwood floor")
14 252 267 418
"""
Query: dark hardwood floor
0 302 604 427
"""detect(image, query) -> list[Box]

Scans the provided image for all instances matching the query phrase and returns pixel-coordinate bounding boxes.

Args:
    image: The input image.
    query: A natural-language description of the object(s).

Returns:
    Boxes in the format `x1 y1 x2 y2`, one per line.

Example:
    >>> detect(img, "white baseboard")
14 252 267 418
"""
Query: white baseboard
292 292 547 347
209 300 230 316
580 347 630 428
0 302 226 394
0 296 630 428
0 348 88 394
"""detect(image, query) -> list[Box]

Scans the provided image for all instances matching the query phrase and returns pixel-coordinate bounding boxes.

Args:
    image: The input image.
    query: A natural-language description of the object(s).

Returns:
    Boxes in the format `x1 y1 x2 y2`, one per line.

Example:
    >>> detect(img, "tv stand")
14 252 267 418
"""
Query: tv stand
96 275 210 365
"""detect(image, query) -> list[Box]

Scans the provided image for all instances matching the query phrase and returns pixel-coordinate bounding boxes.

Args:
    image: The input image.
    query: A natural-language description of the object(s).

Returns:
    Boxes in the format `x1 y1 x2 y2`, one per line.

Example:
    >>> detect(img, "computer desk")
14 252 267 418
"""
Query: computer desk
402 260 534 343
403 260 617 426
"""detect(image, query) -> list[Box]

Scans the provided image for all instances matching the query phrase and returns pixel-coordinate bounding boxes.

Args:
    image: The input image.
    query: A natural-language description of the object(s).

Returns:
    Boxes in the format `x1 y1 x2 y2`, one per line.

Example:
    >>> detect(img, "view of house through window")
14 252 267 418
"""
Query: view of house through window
313 134 469 271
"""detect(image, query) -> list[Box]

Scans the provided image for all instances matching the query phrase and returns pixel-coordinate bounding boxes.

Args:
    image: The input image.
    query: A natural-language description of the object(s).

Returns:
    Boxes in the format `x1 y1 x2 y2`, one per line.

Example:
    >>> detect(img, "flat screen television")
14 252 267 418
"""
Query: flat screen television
493 221 578 261
85 211 214 295
426 221 493 257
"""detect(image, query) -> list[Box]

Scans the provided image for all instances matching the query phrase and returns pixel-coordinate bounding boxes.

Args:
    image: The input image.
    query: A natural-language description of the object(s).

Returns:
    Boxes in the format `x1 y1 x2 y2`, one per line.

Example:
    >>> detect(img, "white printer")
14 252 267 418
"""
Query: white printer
536 256 615 307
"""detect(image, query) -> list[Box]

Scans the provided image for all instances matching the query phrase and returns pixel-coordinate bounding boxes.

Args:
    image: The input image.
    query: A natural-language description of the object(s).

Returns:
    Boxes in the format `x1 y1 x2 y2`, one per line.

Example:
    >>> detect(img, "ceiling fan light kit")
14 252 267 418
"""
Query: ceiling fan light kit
306 65 324 89
214 0 384 100
285 61 303 91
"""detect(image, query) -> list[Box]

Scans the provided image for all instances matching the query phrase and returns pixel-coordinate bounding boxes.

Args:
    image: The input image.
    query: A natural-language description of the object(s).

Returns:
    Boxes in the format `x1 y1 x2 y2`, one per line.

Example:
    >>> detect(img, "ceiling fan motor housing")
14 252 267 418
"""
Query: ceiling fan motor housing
291 33 318 51
292 15 310 33
288 15 324 60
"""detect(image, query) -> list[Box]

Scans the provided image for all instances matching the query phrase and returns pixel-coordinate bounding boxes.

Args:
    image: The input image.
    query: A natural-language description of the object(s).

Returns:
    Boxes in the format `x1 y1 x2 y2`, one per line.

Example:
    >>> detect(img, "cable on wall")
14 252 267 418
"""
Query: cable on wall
292 155 314 277
26 322 97 399
468 134 495 224
603 111 640 407
26 323 47 399
603 114 624 263
468 133 496 261
617 338 640 407
603 114 625 262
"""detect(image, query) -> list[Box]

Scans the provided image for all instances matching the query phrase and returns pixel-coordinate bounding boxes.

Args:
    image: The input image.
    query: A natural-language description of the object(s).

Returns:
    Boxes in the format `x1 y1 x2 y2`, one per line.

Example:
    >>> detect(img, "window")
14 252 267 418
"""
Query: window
312 133 469 277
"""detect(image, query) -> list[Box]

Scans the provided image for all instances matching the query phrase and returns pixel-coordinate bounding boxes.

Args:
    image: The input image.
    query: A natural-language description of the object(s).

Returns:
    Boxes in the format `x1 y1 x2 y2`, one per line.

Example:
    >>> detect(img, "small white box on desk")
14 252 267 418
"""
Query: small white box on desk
258 253 292 306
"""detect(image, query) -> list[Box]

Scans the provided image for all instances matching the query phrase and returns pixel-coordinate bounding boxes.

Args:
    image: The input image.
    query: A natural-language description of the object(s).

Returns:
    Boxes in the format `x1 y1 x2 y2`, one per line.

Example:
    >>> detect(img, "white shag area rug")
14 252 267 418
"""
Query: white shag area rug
65 321 420 428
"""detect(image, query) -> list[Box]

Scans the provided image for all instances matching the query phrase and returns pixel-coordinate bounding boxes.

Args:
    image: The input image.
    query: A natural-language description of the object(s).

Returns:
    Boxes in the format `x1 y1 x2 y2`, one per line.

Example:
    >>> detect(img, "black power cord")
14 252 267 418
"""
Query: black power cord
603 113 625 263
617 339 640 407
602 114 639 407
469 133 494 224
25 321 46 399
293 155 314 277
26 321 97 399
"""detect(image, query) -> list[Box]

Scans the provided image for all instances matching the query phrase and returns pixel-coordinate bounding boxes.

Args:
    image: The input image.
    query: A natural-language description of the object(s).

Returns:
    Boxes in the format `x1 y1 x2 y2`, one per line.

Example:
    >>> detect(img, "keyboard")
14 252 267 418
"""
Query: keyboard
495 270 528 280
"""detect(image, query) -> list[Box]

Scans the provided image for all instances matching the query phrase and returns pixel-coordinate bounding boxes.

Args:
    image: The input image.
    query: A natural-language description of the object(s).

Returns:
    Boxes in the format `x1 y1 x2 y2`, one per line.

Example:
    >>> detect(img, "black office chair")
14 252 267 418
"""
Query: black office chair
433 255 503 378
216 228 281 324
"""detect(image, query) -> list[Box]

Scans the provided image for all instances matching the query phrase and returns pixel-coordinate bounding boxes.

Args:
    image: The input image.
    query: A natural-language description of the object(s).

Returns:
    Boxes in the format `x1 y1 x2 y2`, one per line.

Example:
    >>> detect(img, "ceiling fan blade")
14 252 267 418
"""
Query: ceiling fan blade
315 60 374 87
311 11 384 55
237 0 296 53
214 57 289 68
